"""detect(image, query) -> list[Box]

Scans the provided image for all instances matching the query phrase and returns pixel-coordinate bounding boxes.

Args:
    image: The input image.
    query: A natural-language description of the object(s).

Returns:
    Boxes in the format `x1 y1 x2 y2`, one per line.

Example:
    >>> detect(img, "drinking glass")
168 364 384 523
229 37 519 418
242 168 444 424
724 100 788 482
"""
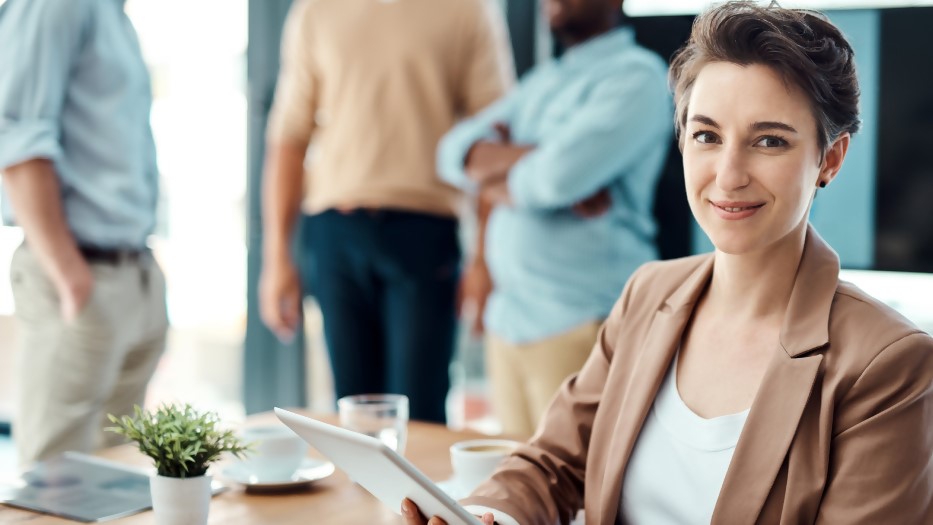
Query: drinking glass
337 394 409 455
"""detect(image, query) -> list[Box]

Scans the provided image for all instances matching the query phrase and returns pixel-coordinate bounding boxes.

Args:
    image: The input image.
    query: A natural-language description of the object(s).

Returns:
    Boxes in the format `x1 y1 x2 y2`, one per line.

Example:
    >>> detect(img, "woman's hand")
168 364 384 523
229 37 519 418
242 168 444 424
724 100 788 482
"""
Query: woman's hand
401 498 496 525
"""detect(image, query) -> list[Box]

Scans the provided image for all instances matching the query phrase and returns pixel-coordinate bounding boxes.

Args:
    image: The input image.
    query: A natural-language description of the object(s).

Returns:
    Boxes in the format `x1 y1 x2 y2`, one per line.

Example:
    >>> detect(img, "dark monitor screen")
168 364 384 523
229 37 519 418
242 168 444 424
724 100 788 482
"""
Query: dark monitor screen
875 8 933 272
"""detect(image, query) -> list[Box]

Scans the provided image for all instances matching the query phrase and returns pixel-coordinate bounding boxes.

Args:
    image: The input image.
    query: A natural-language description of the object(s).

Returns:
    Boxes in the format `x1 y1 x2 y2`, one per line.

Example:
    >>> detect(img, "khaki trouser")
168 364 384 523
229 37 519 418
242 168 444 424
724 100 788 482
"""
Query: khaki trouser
9 244 168 466
486 321 602 438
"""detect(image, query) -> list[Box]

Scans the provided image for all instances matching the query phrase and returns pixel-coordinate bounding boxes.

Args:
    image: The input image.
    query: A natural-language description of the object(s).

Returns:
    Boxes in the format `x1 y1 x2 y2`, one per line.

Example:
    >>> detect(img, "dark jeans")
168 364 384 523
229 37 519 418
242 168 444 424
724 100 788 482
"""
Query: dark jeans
301 209 460 423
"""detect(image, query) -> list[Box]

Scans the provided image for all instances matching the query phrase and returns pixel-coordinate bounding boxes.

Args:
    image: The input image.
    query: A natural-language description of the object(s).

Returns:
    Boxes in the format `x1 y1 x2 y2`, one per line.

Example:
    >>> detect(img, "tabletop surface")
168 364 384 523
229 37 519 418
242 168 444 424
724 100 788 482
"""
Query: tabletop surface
0 412 489 524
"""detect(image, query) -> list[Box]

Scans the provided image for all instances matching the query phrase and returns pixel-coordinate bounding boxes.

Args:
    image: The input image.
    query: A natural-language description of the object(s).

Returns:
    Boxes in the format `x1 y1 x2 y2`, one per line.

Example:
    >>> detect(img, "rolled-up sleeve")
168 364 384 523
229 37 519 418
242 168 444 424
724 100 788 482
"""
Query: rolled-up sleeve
0 0 90 170
266 0 319 146
507 63 671 210
437 88 521 191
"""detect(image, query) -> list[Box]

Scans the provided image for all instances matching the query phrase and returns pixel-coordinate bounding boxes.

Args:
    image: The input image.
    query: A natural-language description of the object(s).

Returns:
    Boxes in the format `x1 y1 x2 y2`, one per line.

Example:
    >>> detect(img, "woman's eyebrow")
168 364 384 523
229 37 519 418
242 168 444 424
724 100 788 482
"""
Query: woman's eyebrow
689 114 799 135
690 114 719 128
750 121 798 134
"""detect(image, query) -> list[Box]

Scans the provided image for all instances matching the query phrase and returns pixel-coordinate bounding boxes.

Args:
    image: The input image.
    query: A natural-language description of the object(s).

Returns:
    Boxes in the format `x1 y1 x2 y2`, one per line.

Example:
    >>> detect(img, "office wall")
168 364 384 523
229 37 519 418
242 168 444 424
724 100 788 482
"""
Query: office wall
801 10 880 270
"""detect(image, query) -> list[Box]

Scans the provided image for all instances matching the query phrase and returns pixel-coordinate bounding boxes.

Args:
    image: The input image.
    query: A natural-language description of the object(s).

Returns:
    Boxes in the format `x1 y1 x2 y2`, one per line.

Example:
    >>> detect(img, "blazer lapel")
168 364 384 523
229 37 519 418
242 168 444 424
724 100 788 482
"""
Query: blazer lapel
712 226 840 523
598 257 714 525
711 352 823 523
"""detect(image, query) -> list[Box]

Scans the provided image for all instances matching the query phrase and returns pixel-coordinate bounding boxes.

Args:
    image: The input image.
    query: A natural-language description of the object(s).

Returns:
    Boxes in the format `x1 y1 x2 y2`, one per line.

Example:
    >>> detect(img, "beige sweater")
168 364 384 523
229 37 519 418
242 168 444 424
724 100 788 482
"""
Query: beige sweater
266 0 515 218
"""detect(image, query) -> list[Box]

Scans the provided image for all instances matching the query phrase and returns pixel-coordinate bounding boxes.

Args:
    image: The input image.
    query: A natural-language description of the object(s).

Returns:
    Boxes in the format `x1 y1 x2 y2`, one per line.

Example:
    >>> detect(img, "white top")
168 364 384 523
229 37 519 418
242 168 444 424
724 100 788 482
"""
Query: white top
465 355 749 525
620 355 749 524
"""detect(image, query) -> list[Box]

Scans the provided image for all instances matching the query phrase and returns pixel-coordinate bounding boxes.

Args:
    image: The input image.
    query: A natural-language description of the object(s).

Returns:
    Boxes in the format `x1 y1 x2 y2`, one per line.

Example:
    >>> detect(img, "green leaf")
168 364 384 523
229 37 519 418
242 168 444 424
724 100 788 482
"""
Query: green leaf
106 404 252 478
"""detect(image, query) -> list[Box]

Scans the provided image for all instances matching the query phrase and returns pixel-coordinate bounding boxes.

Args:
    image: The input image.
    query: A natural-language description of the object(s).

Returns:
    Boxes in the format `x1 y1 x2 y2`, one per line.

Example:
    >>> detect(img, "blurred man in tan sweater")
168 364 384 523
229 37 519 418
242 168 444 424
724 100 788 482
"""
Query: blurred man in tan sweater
259 0 514 422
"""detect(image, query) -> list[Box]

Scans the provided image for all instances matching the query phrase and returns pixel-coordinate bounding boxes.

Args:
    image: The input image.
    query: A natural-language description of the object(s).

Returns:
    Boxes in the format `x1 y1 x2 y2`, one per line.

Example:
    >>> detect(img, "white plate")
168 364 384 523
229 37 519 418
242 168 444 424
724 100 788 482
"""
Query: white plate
221 458 335 489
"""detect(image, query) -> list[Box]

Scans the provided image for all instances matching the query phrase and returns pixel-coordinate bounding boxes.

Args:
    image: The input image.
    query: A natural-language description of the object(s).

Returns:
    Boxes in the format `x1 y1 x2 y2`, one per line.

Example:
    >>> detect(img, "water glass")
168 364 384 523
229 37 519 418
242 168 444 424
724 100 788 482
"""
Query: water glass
338 394 409 455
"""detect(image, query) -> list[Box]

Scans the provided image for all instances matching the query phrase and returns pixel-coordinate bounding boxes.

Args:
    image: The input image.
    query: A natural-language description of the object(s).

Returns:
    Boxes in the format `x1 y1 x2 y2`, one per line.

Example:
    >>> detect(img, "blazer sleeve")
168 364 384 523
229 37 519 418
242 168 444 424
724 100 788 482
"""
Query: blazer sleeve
458 268 641 525
815 331 933 523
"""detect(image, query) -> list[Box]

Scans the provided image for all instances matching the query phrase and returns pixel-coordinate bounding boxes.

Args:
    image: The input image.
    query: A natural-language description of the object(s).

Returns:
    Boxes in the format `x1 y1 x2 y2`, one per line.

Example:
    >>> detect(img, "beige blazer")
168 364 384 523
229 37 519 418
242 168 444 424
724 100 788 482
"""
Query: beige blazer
463 226 933 524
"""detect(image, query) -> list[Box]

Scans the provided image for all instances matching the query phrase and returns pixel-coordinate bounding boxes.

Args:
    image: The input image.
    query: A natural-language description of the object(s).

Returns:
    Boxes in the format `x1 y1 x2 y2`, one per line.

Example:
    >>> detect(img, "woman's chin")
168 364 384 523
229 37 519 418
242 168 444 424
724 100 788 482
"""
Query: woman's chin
706 233 763 256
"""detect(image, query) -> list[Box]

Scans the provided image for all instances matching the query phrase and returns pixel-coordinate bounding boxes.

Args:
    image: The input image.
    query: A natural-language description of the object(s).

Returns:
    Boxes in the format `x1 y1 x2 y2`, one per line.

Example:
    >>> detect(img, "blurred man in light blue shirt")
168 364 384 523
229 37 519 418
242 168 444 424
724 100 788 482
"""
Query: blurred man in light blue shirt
438 0 671 436
0 0 167 465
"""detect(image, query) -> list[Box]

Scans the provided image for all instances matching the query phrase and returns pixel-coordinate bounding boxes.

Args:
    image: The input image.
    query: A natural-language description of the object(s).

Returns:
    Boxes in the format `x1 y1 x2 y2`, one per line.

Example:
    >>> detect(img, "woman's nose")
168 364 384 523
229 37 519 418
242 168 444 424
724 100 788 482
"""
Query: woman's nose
715 145 751 192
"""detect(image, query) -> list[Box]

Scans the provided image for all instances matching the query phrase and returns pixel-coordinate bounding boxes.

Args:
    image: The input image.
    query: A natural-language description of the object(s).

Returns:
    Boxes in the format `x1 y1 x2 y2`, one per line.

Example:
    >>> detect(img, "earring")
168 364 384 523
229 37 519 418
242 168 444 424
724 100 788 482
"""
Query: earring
819 181 827 188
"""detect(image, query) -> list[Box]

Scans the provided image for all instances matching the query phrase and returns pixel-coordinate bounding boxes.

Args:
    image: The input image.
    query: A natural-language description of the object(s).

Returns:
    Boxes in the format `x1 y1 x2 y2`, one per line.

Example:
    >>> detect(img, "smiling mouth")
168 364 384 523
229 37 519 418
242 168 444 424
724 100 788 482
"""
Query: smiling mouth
712 202 765 212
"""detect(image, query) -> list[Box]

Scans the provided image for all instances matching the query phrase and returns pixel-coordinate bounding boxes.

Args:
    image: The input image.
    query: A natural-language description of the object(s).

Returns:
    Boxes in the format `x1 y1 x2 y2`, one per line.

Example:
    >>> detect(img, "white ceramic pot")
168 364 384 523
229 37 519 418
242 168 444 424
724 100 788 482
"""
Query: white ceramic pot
149 474 212 525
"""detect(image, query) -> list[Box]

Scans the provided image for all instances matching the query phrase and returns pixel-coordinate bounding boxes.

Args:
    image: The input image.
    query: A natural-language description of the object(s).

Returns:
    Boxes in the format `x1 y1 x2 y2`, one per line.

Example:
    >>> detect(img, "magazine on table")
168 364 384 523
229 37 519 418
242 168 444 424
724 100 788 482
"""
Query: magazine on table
0 451 225 522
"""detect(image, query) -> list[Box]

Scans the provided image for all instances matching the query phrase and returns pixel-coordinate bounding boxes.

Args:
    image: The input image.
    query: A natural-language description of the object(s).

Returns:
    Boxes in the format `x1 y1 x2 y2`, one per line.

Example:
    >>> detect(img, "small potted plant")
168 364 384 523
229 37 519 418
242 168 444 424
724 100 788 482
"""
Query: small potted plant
107 404 249 525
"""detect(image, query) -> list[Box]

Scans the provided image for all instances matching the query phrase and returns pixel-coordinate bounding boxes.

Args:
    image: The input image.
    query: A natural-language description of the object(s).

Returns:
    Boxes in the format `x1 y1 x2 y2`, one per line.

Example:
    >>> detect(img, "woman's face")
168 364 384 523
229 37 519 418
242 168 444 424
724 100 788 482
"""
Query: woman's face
682 62 847 256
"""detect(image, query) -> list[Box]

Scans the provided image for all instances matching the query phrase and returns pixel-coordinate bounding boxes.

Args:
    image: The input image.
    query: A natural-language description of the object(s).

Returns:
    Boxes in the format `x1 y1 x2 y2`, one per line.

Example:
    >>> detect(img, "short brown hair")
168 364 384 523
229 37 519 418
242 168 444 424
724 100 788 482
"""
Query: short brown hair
669 1 861 152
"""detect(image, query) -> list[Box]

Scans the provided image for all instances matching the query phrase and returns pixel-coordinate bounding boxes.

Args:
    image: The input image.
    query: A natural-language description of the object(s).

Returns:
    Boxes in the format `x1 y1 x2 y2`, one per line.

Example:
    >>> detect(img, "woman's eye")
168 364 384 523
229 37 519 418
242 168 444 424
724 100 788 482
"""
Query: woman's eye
756 136 788 148
692 131 719 144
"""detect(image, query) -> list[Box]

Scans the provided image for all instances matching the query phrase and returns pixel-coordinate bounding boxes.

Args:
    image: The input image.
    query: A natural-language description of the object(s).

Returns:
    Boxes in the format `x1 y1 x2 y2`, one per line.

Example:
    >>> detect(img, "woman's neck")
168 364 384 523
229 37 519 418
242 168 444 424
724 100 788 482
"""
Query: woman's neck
706 226 808 323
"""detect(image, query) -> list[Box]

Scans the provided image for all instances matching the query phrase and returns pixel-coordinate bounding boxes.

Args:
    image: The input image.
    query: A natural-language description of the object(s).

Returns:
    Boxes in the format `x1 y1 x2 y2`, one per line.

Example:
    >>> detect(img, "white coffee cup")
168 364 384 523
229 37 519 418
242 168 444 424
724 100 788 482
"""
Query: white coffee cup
449 439 521 494
238 425 309 482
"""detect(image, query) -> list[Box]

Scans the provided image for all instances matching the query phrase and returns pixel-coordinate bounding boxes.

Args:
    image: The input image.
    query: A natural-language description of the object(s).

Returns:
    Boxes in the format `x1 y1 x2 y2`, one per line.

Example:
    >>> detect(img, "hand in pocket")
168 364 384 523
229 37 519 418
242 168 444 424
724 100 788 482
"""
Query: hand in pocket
54 261 95 323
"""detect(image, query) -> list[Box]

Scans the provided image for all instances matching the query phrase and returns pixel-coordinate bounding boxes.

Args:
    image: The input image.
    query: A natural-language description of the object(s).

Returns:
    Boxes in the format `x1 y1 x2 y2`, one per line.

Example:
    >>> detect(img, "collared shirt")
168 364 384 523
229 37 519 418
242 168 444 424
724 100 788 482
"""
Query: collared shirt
438 26 673 343
266 0 514 218
0 0 158 249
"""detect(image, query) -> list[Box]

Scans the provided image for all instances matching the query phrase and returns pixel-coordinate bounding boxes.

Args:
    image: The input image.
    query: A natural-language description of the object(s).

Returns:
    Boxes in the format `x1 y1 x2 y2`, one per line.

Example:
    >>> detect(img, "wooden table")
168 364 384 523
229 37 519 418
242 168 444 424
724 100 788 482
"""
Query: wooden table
0 413 488 524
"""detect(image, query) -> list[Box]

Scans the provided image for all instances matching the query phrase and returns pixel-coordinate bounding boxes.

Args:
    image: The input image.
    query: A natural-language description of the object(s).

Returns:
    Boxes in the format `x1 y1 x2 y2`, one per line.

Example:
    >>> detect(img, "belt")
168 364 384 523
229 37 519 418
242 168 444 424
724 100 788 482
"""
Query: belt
78 245 148 265
335 206 394 217
332 207 456 222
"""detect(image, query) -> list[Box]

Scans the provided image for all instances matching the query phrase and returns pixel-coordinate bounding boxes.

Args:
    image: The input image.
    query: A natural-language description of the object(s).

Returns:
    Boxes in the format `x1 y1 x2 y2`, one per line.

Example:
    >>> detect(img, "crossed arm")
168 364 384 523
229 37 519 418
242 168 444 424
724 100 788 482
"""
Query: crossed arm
463 138 529 207
461 125 612 214
453 124 611 335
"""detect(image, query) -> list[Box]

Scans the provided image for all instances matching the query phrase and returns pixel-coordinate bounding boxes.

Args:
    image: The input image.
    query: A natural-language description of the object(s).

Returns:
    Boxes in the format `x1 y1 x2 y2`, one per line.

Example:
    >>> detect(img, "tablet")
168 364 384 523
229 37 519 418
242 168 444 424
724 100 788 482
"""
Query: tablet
274 408 482 525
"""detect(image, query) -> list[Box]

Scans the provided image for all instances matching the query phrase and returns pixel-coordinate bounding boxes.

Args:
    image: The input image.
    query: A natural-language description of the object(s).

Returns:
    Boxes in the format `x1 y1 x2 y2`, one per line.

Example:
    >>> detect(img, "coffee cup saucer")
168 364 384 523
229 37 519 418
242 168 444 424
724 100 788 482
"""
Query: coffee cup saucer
221 458 335 490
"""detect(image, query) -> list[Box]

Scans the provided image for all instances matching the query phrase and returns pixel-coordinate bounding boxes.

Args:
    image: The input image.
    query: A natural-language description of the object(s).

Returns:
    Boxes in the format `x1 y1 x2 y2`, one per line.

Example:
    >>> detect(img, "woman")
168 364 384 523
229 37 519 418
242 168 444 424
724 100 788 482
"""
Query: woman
405 2 933 523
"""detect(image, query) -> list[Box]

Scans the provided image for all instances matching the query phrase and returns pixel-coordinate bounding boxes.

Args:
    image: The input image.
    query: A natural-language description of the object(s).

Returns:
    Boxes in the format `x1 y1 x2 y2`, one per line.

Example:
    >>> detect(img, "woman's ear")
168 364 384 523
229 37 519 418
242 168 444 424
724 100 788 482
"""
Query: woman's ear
818 133 851 188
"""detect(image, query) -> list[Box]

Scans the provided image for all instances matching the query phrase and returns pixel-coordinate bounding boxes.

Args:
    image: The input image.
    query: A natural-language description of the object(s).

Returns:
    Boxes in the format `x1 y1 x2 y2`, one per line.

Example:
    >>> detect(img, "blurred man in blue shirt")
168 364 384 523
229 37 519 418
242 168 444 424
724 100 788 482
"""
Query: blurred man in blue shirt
438 0 671 436
0 0 167 465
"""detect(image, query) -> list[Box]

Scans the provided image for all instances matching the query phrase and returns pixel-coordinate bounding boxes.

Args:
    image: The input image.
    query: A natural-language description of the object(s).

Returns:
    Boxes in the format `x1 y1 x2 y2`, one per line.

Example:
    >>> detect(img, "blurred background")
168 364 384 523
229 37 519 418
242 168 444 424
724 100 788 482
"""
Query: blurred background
1 0 931 467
